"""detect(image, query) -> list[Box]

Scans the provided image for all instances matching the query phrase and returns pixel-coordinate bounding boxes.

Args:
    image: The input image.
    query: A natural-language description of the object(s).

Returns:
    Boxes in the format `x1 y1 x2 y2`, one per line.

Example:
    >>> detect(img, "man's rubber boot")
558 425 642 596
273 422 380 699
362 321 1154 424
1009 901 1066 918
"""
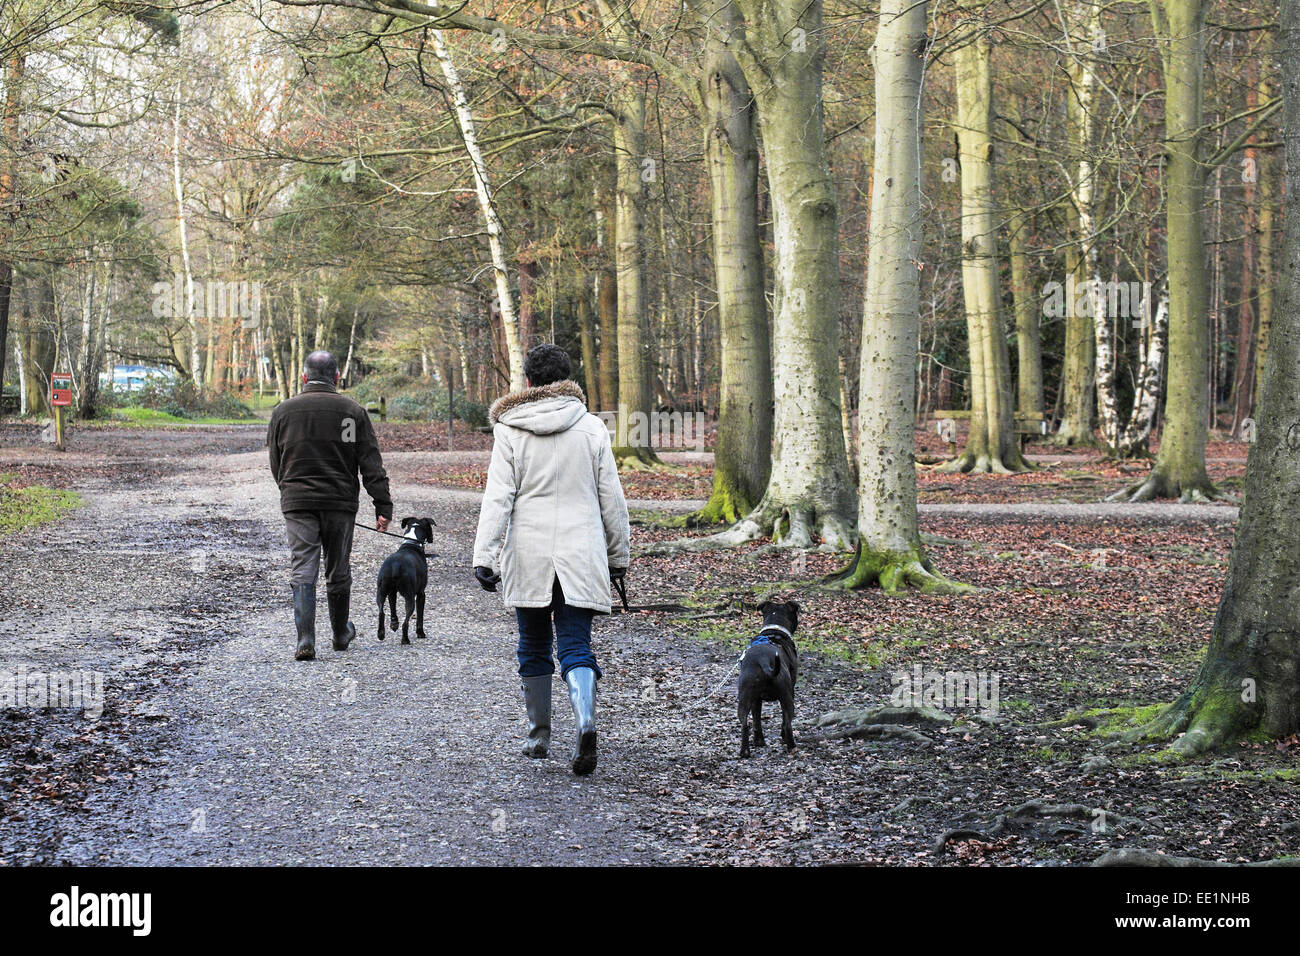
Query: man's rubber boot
327 589 356 651
521 675 552 758
292 583 316 661
565 667 598 775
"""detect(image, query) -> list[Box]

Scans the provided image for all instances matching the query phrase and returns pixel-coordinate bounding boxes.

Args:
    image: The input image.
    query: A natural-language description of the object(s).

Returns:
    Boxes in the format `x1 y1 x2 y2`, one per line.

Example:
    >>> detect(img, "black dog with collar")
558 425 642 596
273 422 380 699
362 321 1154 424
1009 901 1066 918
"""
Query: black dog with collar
376 516 434 644
738 599 800 758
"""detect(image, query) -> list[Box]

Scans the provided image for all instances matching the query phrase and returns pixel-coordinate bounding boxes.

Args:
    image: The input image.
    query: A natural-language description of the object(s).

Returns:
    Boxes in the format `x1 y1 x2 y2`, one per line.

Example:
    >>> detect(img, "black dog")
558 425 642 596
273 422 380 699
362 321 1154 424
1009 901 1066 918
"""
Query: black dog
375 517 434 645
737 599 800 758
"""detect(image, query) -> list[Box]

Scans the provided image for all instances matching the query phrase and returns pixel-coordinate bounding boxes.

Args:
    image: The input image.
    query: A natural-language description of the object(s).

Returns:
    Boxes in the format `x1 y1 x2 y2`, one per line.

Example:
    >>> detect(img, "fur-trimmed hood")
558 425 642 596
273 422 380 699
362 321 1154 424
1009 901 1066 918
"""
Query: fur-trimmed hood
489 379 588 435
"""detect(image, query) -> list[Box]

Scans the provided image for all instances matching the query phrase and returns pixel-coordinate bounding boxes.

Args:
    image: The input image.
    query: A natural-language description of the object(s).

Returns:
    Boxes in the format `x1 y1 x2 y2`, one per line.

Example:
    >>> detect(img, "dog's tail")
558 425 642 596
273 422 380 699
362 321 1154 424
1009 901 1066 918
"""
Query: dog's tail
763 652 780 679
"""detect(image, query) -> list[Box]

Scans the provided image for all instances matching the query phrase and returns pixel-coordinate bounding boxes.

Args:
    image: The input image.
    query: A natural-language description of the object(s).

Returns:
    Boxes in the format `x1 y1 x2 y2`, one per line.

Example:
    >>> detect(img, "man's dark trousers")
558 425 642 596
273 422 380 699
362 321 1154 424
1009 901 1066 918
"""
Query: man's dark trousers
285 509 356 592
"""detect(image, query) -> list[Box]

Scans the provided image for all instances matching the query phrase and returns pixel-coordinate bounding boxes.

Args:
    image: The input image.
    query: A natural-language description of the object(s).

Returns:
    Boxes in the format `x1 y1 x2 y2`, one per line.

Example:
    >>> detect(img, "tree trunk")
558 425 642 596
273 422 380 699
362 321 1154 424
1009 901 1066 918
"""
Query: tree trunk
1131 0 1300 753
1069 1 1121 449
688 9 772 524
1118 283 1169 455
430 28 525 392
171 69 200 390
610 86 659 465
1255 140 1274 406
1231 101 1259 438
1119 0 1218 501
716 0 856 549
594 181 619 411
944 13 1027 474
577 282 599 405
0 46 23 395
1009 209 1043 418
1054 238 1098 445
832 0 965 592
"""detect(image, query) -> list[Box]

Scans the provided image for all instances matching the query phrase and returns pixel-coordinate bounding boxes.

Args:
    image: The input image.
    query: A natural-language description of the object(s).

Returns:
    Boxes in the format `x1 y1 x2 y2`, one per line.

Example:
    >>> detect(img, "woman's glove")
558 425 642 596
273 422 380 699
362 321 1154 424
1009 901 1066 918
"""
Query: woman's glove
474 566 501 592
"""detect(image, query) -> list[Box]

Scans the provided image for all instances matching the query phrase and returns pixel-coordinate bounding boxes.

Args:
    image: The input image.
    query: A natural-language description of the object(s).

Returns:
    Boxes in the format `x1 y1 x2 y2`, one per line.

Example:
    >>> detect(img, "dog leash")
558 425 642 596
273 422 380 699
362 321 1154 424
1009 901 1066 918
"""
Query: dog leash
684 626 792 709
612 575 629 612
684 652 746 709
354 521 438 559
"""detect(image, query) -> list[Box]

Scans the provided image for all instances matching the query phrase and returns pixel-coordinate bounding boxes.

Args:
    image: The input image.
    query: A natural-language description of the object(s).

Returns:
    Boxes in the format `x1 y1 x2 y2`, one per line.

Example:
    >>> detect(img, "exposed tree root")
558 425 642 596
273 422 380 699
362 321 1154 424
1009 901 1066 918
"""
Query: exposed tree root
936 451 1031 475
825 542 972 595
637 497 856 556
1105 469 1227 504
613 445 670 472
681 474 752 527
1049 425 1099 449
1117 680 1260 757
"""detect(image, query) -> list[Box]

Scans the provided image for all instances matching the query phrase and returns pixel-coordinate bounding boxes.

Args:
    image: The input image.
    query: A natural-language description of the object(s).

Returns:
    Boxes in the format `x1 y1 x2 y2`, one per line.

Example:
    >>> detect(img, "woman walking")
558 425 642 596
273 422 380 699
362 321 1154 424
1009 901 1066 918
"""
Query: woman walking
472 344 630 775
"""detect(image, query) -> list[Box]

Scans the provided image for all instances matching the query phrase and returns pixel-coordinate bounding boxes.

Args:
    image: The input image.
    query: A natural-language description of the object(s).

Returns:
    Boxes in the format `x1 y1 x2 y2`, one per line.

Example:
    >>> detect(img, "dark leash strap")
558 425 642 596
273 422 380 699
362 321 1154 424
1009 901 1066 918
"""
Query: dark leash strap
612 575 629 612
354 521 438 559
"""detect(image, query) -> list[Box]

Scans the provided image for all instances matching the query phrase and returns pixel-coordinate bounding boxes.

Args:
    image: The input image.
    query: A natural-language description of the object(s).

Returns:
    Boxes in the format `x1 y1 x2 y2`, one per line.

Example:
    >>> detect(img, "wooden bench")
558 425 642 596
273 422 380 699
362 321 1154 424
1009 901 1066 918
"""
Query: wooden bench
0 391 19 416
365 395 387 422
930 409 1048 456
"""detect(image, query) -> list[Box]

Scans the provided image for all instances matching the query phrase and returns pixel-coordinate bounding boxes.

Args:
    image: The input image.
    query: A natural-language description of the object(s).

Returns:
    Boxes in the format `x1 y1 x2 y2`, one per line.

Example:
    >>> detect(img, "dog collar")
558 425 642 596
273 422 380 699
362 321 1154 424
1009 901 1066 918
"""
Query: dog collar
752 623 793 644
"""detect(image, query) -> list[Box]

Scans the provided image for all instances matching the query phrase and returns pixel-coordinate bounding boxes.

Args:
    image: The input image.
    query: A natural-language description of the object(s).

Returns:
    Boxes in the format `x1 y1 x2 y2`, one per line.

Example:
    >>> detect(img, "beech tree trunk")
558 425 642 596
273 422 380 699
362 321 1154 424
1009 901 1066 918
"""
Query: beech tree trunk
832 0 965 593
943 13 1027 474
609 86 659 464
712 0 856 549
1132 0 1300 753
1121 0 1219 501
1009 209 1043 418
688 8 772 524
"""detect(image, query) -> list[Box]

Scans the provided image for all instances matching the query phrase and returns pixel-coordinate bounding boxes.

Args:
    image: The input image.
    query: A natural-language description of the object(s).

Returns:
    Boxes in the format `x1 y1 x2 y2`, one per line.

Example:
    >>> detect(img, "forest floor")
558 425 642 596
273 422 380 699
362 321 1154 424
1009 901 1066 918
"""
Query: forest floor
1 420 1296 866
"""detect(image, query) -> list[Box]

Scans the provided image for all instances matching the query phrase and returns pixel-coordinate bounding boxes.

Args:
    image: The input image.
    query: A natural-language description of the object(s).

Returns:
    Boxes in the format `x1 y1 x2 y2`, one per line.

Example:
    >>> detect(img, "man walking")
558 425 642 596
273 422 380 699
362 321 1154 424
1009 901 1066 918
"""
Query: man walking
268 350 393 661
473 344 630 775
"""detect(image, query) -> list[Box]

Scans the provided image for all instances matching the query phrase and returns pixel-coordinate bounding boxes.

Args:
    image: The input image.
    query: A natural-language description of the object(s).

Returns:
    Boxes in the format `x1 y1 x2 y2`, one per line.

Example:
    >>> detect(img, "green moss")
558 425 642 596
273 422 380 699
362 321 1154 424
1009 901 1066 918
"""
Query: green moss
1114 748 1187 767
101 407 259 426
0 476 82 535
682 473 752 527
1075 703 1168 737
827 542 972 595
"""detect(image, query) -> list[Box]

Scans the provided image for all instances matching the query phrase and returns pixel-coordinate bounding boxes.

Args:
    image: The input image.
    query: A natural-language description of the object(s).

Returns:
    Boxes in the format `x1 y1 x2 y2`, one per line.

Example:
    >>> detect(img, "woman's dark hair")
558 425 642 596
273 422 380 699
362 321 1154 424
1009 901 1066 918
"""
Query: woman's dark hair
524 343 571 387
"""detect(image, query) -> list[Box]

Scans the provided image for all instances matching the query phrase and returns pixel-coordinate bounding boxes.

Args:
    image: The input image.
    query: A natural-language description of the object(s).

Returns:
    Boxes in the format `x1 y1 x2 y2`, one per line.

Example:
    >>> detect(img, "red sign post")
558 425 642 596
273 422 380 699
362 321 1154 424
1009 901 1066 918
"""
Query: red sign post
49 372 72 450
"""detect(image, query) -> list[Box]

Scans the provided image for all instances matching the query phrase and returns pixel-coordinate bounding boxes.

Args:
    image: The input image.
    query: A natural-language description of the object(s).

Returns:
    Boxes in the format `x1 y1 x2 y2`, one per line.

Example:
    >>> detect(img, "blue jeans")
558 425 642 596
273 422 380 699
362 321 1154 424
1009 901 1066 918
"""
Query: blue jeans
516 579 601 680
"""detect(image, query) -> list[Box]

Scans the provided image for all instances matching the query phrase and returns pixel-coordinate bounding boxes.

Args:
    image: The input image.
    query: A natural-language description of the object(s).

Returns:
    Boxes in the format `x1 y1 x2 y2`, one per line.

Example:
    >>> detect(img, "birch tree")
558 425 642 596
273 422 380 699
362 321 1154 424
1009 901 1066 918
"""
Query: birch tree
430 28 525 392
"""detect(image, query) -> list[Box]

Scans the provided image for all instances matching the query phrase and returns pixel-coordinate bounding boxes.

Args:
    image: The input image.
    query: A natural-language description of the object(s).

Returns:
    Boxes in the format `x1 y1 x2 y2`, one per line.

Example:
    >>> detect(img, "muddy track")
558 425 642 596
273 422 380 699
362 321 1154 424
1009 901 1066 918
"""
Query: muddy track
2 430 1287 866
0 435 873 864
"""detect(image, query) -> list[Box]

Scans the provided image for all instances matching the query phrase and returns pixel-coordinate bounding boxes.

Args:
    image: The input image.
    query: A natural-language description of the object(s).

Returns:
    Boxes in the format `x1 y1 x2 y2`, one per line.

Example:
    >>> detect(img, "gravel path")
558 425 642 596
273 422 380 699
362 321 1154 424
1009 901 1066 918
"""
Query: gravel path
0 430 1246 866
0 439 871 865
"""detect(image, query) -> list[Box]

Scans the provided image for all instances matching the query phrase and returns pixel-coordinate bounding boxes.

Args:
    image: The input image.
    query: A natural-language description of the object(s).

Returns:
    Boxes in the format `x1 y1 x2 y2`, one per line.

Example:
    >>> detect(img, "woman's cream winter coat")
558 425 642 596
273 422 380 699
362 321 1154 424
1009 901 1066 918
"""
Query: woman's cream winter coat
472 380 631 612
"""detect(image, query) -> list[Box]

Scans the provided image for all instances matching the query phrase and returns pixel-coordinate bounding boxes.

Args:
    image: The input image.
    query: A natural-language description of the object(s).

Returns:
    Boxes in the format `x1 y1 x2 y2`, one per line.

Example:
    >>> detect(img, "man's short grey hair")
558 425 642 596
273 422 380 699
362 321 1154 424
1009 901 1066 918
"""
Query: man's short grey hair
304 350 338 383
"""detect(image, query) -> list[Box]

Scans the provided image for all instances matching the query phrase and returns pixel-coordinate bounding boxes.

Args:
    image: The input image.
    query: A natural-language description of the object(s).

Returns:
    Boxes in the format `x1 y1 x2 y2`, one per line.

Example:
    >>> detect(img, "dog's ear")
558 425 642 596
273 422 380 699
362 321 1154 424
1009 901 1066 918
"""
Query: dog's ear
785 601 800 626
756 600 773 617
401 516 416 530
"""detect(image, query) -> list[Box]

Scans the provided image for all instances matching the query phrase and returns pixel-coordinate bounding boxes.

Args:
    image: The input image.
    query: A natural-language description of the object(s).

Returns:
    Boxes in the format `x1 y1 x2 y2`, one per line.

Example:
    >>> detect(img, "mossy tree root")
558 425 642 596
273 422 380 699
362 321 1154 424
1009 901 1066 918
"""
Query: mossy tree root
1120 680 1259 757
1105 469 1226 503
825 542 973 595
638 497 856 555
936 451 1032 475
683 473 752 527
612 445 670 472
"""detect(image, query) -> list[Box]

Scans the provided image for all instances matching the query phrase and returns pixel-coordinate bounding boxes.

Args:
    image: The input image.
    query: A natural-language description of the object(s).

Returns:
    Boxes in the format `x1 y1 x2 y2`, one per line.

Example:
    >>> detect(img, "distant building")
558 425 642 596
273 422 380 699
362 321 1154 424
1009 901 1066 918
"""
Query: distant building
102 365 174 392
